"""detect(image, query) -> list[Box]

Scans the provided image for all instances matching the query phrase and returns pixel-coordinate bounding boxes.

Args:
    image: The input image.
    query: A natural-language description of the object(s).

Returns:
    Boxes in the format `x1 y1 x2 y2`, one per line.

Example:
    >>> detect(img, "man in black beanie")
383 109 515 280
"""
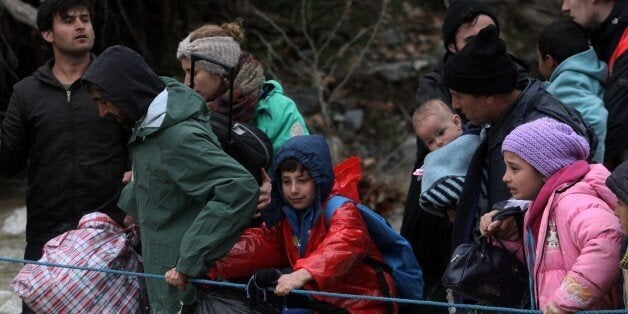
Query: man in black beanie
443 25 596 261
400 2 521 310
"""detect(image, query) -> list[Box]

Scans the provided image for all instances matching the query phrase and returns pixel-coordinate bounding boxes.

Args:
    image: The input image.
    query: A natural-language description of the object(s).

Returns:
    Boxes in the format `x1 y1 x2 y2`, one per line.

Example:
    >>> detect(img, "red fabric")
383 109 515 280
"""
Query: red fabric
11 212 145 313
609 27 628 76
212 157 396 313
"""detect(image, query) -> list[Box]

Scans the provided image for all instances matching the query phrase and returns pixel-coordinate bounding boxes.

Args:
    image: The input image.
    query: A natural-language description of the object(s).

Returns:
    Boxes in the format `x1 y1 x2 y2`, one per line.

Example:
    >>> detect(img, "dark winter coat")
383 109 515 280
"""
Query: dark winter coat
0 57 128 245
589 0 628 164
452 78 595 249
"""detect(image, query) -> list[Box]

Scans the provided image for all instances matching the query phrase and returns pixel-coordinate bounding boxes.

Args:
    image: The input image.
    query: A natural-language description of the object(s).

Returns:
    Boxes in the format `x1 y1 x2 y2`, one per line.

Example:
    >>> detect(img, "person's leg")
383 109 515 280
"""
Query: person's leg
21 242 43 314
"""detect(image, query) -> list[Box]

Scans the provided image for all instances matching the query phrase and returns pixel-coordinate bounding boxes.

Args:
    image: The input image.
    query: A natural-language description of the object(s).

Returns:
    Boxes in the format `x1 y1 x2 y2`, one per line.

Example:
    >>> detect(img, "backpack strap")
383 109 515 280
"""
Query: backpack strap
323 195 353 227
609 26 628 77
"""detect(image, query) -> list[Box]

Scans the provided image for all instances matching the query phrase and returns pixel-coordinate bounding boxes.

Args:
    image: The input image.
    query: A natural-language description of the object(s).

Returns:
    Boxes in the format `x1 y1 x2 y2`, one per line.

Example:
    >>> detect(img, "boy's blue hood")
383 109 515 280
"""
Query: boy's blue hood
262 135 334 227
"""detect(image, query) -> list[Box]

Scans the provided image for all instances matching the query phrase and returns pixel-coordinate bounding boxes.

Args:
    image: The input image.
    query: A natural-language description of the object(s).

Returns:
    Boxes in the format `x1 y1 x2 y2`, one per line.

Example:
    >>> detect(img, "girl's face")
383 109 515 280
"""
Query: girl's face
180 57 224 101
281 166 317 211
502 152 546 200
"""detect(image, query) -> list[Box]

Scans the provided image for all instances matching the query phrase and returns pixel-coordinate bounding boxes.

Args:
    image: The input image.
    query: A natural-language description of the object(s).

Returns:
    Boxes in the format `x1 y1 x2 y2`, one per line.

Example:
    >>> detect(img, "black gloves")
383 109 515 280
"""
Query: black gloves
246 268 284 309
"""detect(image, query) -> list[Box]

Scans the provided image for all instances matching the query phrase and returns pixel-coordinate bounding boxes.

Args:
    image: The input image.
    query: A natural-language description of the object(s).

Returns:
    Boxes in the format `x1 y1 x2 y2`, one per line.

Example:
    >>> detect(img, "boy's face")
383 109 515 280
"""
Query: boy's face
281 166 317 211
614 199 628 235
41 6 94 57
414 110 462 152
502 152 546 200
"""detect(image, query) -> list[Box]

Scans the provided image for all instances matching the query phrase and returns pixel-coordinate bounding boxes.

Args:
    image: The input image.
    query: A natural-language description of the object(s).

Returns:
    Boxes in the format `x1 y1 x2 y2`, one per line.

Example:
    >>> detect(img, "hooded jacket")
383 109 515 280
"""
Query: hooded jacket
0 57 128 246
82 45 259 313
589 0 628 163
254 80 309 154
520 162 621 311
213 135 396 312
545 47 608 162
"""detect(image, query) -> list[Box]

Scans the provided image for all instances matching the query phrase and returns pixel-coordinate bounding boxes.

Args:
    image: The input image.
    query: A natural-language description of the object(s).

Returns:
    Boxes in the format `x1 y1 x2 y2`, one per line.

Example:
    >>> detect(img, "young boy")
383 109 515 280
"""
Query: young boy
538 20 608 162
606 160 628 309
209 135 396 313
412 99 481 221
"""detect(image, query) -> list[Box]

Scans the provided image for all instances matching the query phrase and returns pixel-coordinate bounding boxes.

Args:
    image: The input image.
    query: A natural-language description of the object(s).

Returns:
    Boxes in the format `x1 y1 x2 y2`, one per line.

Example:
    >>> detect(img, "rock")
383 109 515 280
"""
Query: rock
344 109 364 131
364 60 430 82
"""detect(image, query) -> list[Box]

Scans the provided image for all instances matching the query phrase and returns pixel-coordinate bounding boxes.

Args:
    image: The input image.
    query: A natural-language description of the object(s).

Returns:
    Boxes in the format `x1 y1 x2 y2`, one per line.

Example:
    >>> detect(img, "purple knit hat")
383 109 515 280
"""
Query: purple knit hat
502 118 589 178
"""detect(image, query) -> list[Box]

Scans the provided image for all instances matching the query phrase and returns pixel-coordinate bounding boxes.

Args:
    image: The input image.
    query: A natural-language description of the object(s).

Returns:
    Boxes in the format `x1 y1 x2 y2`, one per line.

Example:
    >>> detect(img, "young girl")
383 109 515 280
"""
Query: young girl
480 117 622 313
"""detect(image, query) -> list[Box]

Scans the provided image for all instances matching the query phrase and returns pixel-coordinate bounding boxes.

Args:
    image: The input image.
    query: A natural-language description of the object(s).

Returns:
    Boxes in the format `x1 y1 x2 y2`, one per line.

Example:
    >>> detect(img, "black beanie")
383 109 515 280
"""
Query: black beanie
443 25 517 95
442 0 499 50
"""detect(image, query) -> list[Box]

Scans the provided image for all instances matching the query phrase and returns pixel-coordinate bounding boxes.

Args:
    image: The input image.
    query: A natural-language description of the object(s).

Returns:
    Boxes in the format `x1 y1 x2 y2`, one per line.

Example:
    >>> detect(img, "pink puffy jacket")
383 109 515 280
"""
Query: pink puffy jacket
524 162 622 311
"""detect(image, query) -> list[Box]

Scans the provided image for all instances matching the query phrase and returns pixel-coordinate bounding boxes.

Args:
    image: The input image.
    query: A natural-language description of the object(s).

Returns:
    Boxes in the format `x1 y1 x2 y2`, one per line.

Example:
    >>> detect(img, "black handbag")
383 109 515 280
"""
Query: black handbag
441 235 528 306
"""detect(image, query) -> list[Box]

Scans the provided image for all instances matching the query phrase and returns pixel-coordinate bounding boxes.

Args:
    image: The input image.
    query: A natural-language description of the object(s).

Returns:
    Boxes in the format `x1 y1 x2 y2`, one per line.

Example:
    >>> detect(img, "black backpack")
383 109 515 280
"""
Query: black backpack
191 53 273 184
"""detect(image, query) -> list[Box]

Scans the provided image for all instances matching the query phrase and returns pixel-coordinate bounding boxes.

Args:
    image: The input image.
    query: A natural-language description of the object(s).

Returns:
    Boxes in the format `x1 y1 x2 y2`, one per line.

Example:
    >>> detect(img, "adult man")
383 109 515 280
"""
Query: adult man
81 45 259 313
0 1 129 310
443 26 594 251
400 1 526 307
562 0 627 169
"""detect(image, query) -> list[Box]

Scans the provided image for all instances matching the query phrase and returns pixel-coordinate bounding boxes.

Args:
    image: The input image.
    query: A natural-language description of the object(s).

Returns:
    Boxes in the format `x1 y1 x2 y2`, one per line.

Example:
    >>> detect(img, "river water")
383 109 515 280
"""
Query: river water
0 198 26 313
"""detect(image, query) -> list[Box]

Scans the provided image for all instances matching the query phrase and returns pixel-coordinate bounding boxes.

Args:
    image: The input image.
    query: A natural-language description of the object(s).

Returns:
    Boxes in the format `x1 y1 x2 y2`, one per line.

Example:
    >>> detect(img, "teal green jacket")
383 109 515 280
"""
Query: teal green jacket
254 80 309 154
119 78 258 312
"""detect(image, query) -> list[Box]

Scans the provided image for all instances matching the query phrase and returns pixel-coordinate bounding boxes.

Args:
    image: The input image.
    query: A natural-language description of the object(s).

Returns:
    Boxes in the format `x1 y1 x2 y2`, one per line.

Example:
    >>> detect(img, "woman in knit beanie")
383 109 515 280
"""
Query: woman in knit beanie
176 19 309 154
480 117 622 313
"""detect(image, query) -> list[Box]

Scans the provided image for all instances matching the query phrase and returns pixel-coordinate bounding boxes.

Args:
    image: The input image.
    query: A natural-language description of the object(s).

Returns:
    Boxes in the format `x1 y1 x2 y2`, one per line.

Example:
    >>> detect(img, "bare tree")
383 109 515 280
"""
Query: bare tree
0 0 37 29
242 0 390 129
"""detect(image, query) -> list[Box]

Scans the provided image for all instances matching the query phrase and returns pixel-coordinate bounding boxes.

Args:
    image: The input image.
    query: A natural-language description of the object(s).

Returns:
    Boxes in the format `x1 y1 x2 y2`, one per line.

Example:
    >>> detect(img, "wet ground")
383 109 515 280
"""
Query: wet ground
0 198 26 313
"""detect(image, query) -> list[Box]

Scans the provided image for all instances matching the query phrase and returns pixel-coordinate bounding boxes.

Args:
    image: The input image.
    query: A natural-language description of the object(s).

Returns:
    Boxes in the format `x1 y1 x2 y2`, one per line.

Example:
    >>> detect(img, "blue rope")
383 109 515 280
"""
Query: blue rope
1 256 624 314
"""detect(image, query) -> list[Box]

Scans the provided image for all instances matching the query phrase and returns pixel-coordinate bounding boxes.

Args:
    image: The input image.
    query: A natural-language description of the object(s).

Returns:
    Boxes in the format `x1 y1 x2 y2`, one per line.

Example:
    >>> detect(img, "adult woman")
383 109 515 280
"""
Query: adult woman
176 19 309 154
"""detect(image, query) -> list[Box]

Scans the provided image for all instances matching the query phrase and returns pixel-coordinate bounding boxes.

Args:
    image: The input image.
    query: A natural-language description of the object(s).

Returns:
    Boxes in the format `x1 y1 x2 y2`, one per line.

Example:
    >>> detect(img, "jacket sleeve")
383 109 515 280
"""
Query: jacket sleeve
262 93 310 153
0 90 29 178
415 69 450 106
117 179 138 218
545 71 608 162
294 202 373 289
212 224 289 280
552 196 622 311
162 124 259 277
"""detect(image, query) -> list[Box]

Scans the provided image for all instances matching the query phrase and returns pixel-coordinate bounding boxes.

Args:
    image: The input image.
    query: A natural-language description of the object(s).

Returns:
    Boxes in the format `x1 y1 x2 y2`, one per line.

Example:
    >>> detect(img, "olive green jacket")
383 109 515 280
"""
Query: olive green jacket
119 77 258 313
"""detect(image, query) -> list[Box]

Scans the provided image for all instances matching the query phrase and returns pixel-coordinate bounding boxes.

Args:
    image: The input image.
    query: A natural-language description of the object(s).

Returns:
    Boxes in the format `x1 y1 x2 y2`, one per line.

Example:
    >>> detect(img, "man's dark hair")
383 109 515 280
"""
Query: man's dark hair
538 20 589 64
37 0 93 32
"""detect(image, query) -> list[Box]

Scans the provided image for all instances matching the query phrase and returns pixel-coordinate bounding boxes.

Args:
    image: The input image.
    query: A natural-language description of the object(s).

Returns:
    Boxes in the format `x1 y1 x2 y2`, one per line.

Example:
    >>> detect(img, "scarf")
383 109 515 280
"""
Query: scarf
209 52 265 123
526 160 589 238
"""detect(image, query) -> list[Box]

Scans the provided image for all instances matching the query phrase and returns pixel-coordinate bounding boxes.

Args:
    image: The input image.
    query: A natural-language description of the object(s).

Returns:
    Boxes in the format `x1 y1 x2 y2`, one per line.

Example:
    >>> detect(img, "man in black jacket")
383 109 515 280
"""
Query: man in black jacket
400 1 525 308
444 25 595 251
0 2 129 312
562 0 627 170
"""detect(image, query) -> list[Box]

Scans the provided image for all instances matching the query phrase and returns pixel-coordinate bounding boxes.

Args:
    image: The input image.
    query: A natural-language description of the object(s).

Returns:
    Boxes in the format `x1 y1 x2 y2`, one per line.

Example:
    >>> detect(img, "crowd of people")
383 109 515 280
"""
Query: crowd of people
0 0 626 313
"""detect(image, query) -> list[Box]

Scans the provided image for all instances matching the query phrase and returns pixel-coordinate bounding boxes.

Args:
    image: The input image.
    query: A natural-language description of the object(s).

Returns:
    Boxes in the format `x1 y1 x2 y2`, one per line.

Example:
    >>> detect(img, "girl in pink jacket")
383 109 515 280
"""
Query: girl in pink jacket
480 117 622 313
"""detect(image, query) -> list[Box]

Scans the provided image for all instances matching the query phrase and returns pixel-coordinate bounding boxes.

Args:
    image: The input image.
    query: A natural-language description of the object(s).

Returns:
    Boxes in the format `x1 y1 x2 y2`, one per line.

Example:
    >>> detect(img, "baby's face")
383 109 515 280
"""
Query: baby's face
415 112 463 152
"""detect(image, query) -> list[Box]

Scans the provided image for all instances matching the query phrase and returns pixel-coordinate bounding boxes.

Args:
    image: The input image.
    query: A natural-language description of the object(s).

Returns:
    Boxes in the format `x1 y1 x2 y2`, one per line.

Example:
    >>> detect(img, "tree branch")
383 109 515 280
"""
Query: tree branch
328 0 389 103
0 0 38 29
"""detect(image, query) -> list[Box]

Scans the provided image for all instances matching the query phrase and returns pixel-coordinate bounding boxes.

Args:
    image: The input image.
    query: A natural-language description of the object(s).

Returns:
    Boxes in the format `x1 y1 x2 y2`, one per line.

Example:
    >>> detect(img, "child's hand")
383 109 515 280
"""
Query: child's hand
257 168 272 211
274 268 312 296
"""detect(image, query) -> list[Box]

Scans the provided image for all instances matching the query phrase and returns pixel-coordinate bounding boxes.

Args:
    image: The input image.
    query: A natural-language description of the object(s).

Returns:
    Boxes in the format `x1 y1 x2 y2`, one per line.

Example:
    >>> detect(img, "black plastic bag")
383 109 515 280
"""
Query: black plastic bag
195 287 273 314
441 236 527 306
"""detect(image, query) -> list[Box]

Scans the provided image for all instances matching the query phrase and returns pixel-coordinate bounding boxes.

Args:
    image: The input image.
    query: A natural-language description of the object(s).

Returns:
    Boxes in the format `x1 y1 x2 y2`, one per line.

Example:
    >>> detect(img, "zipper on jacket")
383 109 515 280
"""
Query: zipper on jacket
66 90 71 103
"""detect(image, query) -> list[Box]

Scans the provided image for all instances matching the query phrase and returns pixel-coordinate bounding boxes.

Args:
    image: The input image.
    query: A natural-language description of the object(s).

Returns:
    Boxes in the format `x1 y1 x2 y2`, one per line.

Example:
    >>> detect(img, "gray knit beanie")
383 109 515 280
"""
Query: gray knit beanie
176 34 242 75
